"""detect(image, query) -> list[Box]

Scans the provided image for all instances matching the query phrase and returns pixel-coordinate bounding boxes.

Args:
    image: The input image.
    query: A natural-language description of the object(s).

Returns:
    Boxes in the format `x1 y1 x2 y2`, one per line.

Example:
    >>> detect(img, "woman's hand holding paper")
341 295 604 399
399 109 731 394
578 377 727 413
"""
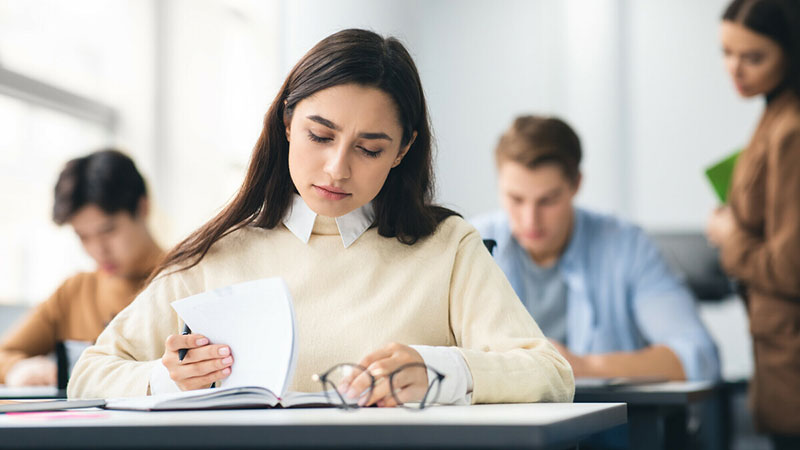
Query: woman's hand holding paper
162 333 234 391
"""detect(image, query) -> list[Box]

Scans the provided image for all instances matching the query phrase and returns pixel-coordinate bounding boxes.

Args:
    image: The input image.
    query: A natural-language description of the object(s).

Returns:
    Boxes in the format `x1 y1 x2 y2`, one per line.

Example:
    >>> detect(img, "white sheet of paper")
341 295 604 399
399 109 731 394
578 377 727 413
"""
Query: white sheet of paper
171 277 297 395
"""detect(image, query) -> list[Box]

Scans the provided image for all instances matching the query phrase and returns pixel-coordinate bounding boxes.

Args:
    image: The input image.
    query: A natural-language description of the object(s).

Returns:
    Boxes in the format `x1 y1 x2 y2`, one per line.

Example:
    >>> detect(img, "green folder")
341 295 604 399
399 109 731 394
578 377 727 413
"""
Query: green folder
705 150 741 204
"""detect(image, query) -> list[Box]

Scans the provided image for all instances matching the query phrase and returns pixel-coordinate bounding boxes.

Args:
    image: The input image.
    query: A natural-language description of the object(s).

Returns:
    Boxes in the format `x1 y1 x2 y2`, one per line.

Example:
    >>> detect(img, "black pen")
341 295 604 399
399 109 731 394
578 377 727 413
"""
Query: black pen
178 323 191 361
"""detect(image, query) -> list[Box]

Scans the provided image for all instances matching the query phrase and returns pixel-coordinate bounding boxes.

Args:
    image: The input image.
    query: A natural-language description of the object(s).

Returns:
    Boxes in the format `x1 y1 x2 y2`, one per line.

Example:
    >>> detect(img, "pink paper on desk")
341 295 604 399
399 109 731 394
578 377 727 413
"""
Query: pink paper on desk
7 411 109 420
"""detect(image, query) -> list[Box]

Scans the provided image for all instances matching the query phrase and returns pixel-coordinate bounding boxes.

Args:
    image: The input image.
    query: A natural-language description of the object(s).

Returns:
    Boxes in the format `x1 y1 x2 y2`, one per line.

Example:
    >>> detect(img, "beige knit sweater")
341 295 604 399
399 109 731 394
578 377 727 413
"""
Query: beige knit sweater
68 215 574 403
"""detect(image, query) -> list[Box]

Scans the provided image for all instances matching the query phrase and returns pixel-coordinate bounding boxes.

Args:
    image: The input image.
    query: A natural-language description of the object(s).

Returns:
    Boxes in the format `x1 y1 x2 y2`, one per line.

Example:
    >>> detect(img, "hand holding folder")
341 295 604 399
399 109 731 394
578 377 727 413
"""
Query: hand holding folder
705 150 741 204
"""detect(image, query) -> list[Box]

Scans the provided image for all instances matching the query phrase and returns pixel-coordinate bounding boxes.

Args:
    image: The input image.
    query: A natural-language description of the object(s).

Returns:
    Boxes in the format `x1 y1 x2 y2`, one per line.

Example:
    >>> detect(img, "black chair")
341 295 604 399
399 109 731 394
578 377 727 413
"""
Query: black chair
483 239 497 256
649 231 734 301
54 340 92 391
54 341 69 390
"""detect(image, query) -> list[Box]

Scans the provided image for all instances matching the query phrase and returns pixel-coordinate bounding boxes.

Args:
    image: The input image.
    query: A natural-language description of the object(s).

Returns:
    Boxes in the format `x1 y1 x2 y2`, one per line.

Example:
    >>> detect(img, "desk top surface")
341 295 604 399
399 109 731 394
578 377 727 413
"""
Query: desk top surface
574 380 716 405
0 386 65 399
0 402 626 449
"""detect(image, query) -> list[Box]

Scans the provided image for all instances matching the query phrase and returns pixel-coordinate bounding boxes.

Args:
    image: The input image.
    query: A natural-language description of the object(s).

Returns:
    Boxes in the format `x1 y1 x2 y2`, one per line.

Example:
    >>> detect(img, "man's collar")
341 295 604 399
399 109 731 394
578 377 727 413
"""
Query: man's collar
283 194 375 248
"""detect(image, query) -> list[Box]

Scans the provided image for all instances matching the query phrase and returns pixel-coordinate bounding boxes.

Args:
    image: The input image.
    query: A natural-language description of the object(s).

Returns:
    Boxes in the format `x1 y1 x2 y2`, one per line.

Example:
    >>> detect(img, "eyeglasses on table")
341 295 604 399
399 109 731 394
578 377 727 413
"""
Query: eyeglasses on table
311 362 445 410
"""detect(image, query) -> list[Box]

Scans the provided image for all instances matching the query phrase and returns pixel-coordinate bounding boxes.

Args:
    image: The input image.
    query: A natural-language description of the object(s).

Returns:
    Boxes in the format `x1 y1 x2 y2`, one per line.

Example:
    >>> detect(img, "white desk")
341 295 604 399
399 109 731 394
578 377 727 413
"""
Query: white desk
0 386 64 399
575 380 715 404
575 380 716 450
0 402 626 449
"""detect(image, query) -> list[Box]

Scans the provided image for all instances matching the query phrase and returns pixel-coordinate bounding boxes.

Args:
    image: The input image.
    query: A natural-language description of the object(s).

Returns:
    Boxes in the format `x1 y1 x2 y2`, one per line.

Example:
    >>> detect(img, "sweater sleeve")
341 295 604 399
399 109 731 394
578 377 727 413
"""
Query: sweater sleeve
66 273 189 399
0 280 70 383
721 128 800 299
448 225 574 404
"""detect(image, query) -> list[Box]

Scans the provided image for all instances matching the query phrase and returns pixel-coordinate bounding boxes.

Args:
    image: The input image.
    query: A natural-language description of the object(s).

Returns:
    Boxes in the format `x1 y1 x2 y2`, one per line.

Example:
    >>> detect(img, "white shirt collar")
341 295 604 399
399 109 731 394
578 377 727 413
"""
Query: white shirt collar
283 194 375 248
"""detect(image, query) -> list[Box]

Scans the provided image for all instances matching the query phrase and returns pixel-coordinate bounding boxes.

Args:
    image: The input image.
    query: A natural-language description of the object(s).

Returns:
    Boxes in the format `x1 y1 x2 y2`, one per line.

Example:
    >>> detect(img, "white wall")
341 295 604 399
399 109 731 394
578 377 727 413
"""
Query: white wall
414 0 565 214
627 0 762 230
0 0 156 303
156 0 282 244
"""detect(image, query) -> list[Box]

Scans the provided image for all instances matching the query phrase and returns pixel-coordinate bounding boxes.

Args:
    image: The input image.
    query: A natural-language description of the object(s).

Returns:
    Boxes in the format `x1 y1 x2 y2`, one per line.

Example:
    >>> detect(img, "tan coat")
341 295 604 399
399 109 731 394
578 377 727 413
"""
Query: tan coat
722 90 800 435
0 271 146 383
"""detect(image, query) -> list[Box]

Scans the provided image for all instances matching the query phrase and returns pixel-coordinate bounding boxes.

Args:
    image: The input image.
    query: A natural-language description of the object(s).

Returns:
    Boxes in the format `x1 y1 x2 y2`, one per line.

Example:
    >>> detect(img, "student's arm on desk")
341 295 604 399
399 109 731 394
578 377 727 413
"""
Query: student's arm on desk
0 282 66 385
625 228 720 382
551 340 686 380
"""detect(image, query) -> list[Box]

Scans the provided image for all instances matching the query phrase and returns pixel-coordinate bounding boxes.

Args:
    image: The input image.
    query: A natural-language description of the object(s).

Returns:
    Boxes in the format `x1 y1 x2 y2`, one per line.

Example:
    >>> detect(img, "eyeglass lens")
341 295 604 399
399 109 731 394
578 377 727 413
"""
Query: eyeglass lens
390 363 442 409
321 364 373 408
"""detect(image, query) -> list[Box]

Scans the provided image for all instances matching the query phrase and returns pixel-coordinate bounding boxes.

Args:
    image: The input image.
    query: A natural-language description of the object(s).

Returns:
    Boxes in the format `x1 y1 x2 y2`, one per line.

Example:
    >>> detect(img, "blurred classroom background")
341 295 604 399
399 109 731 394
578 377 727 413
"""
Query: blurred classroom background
0 1 761 445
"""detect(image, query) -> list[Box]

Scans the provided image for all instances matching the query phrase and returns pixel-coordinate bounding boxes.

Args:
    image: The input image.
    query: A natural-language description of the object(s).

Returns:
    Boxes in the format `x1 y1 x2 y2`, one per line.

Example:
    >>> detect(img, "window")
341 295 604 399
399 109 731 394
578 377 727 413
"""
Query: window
0 0 153 304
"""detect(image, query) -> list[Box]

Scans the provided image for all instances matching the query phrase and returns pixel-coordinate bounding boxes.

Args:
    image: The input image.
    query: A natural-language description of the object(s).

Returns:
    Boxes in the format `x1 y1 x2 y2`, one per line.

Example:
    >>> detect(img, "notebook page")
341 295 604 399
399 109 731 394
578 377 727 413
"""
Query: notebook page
171 278 297 395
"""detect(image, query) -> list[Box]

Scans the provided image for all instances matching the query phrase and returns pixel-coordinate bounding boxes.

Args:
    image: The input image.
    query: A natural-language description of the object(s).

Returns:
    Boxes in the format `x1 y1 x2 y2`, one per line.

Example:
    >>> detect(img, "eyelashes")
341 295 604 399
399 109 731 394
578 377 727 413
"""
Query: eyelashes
359 147 382 158
306 131 383 158
307 130 331 143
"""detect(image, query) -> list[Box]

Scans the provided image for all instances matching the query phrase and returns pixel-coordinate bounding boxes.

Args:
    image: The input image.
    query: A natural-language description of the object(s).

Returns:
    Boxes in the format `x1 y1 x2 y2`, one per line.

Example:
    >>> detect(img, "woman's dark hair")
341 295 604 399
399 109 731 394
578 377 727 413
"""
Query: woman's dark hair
153 28 457 277
723 0 800 97
53 149 147 224
494 116 582 184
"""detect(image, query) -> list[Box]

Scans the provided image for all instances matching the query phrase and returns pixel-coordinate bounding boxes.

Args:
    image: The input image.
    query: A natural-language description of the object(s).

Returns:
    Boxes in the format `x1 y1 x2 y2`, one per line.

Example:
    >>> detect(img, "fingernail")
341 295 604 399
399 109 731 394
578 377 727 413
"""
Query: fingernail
346 388 358 399
358 396 368 406
196 338 209 346
222 357 233 365
218 347 230 356
222 368 231 375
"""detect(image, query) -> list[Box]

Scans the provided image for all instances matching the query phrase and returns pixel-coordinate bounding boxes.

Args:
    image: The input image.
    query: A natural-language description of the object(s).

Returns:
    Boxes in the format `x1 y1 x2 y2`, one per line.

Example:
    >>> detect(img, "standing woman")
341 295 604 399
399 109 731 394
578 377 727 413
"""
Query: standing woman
708 0 800 446
68 29 573 406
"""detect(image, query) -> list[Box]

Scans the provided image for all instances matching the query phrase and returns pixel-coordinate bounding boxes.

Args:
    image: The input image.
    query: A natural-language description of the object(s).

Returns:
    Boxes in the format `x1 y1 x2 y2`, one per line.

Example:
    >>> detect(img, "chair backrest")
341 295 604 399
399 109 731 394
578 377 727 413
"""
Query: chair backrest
55 340 92 389
649 231 734 301
483 239 497 255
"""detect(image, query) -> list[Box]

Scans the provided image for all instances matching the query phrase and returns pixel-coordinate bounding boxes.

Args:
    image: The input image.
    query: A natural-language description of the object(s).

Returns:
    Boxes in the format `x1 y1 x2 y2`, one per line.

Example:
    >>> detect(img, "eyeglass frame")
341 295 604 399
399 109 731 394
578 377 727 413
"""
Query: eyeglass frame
311 362 446 410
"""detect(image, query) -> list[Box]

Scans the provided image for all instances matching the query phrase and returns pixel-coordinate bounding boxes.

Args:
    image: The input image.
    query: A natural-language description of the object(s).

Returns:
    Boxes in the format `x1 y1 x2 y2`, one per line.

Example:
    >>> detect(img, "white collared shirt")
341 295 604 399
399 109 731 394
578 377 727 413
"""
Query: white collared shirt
151 194 473 405
283 193 375 248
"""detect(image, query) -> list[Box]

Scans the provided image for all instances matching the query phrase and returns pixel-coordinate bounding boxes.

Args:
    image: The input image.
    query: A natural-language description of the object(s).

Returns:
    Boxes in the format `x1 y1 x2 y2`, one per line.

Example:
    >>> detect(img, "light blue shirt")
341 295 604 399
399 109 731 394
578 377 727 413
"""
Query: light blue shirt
472 208 721 382
514 249 568 343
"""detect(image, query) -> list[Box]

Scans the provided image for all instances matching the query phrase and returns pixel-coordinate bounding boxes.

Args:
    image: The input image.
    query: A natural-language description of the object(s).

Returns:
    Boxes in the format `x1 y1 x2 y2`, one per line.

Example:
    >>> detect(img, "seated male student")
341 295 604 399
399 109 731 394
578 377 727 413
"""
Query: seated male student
0 149 163 387
472 115 720 382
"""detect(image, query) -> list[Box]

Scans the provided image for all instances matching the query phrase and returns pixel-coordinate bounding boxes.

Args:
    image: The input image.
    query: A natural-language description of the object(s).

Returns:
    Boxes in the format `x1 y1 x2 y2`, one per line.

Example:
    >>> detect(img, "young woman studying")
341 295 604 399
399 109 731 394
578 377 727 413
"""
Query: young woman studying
707 0 800 446
68 29 574 407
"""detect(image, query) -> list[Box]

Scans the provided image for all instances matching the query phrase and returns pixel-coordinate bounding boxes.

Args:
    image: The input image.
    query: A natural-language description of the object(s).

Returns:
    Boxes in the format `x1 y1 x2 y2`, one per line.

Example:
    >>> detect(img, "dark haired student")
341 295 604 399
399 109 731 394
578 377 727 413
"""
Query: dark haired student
473 116 720 383
0 150 163 387
68 29 573 406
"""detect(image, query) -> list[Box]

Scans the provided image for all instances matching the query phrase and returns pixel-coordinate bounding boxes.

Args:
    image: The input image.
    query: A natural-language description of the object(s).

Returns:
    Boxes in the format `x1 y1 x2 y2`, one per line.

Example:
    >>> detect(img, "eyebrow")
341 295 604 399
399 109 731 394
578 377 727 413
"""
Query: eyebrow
306 115 393 142
539 187 563 199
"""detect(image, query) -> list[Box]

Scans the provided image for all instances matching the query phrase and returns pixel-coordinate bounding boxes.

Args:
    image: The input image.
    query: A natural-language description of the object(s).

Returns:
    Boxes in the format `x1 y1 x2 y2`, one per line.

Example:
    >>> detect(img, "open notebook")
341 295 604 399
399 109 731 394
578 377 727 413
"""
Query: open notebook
104 386 333 411
0 277 339 414
170 277 299 393
0 388 335 413
111 277 328 410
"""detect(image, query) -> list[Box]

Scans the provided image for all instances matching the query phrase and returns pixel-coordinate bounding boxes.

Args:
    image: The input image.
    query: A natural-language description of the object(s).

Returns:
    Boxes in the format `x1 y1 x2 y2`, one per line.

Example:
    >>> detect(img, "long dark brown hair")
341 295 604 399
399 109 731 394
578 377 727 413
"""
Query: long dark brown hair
724 0 800 97
152 29 458 279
